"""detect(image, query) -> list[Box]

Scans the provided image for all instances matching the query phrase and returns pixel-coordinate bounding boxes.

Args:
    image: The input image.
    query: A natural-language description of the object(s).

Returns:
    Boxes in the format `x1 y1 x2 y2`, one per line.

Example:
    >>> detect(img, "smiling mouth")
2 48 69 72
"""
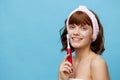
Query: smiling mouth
71 37 83 42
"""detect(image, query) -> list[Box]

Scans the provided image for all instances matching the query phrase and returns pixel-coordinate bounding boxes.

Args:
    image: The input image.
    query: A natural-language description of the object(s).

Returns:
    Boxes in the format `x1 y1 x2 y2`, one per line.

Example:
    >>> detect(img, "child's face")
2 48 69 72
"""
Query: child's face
67 24 93 49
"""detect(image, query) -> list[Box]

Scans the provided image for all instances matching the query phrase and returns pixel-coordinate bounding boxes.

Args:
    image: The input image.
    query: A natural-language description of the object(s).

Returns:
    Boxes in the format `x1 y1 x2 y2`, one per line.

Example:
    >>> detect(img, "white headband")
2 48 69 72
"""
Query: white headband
66 5 99 41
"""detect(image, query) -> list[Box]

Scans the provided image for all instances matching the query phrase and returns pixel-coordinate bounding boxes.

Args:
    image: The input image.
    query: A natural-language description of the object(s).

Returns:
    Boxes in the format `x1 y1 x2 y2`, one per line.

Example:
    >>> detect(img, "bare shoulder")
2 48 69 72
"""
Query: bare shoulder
91 54 107 68
90 54 110 80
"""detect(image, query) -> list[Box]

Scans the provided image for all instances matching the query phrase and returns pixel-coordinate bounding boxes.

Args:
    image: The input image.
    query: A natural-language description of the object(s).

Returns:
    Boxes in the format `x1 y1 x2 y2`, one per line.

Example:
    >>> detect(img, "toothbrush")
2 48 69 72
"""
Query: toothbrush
66 34 72 64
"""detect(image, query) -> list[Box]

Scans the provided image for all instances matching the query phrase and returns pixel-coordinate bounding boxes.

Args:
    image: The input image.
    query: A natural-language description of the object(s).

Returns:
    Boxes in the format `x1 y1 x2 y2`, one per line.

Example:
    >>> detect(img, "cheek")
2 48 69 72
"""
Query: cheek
82 31 93 39
67 30 73 35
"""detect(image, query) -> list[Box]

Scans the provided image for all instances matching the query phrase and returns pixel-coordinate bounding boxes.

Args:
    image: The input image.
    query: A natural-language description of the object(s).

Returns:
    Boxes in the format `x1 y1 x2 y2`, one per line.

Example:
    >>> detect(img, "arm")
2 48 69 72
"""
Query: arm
91 56 110 80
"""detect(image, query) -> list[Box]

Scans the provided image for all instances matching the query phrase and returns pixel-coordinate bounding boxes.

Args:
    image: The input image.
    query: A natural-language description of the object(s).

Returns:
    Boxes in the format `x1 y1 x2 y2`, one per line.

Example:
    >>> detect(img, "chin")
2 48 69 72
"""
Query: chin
71 44 82 49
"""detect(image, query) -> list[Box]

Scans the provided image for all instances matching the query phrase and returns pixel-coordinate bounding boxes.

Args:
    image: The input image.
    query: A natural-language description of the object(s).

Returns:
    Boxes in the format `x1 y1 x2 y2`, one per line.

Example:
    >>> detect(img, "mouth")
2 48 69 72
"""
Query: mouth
71 37 83 42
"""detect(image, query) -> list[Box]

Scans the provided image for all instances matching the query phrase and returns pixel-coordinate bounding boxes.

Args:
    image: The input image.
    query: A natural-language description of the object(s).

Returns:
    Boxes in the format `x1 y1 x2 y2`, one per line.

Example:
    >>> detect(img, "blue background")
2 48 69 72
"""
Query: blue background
0 0 120 80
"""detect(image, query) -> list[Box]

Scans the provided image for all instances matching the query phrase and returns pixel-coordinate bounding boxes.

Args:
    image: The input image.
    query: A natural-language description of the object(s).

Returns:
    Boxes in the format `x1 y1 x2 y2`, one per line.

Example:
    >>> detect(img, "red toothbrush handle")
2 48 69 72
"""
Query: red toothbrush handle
66 48 72 64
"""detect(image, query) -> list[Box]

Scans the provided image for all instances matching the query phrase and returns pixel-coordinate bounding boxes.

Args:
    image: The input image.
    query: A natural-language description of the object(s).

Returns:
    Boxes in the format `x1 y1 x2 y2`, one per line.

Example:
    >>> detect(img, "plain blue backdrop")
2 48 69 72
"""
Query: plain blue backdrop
0 0 120 80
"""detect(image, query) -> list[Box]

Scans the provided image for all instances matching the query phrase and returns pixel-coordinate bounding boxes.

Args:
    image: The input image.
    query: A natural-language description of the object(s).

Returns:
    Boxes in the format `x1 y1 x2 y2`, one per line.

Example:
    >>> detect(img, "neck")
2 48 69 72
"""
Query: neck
74 46 92 62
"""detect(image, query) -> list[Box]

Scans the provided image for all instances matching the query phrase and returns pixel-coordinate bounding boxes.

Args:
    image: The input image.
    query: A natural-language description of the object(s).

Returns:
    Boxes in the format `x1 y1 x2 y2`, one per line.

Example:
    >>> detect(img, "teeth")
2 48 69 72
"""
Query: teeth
72 38 81 41
73 38 79 40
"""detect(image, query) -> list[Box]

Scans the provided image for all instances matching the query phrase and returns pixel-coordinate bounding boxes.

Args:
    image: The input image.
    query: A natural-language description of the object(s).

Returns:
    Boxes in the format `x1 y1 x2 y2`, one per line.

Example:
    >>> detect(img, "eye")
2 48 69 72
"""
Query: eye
68 24 75 29
81 26 87 30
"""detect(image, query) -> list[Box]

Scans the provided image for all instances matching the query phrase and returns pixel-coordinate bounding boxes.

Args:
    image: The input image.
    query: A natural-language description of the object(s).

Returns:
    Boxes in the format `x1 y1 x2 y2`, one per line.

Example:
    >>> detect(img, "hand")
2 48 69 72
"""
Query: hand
58 54 73 80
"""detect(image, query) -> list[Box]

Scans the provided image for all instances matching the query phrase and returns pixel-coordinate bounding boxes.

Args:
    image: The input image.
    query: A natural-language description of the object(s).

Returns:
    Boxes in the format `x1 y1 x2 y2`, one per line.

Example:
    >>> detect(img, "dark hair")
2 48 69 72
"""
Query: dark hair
59 10 105 55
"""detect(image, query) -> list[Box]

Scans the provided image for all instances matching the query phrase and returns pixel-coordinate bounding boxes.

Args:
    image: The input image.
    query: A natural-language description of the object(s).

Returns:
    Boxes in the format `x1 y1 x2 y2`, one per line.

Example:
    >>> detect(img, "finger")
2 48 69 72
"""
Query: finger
64 65 73 73
64 61 72 67
61 65 72 73
61 61 73 72
63 54 70 61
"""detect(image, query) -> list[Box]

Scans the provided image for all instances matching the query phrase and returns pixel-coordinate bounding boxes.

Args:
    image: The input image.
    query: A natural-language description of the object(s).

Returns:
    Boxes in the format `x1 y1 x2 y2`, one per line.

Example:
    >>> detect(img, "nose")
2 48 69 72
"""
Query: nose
73 27 80 35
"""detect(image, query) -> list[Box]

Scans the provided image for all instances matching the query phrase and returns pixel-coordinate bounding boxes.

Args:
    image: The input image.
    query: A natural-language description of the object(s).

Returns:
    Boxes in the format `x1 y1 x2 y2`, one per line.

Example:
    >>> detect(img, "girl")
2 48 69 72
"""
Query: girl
58 5 110 80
